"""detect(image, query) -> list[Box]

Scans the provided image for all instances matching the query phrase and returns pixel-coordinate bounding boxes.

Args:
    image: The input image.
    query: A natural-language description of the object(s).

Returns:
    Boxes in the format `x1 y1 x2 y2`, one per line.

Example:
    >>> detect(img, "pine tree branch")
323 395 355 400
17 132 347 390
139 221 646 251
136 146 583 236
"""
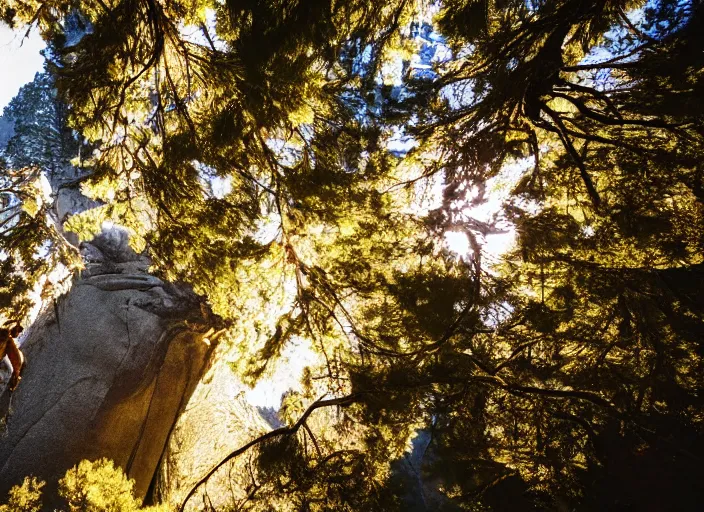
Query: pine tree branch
179 393 364 512
537 102 601 207
552 92 682 129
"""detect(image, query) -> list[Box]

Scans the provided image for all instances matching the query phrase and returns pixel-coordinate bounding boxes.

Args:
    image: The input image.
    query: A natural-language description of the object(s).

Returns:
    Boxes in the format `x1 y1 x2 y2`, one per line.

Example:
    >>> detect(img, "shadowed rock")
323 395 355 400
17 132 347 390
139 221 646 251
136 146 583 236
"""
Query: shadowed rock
0 258 214 504
0 224 275 509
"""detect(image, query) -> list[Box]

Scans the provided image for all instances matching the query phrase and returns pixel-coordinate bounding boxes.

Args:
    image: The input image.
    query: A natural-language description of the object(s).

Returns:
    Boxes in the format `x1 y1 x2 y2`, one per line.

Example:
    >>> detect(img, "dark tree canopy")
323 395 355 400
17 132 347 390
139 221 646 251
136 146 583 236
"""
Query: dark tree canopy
1 0 703 510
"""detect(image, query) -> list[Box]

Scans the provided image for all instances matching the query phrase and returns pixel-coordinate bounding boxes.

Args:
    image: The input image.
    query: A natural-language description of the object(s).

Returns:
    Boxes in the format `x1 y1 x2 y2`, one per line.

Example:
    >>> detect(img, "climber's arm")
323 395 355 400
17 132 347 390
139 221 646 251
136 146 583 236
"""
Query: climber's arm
7 336 24 392
2 325 24 392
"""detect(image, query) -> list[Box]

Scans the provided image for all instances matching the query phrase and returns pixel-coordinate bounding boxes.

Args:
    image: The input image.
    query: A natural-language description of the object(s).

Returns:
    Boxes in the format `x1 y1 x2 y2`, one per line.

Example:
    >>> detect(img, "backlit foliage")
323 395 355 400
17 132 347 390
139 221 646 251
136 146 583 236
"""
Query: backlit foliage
0 478 43 512
1 0 703 510
0 460 167 512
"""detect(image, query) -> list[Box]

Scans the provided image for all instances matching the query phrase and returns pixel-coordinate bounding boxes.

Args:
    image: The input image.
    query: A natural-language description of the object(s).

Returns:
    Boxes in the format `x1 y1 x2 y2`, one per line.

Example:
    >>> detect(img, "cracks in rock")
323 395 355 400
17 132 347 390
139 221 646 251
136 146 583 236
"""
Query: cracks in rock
91 299 134 423
52 299 61 334
82 273 164 292
0 375 96 476
126 370 160 476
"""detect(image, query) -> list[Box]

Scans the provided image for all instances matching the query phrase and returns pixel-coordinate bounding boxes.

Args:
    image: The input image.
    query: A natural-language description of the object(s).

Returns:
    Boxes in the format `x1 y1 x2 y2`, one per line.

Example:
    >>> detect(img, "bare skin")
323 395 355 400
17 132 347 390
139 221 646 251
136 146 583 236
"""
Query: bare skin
1 325 24 392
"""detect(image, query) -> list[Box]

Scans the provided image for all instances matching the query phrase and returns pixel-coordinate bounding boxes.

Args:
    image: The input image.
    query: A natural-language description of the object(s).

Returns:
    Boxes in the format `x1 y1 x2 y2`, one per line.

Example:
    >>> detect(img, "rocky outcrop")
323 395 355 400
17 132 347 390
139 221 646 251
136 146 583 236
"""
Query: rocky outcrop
0 229 278 509
0 251 215 504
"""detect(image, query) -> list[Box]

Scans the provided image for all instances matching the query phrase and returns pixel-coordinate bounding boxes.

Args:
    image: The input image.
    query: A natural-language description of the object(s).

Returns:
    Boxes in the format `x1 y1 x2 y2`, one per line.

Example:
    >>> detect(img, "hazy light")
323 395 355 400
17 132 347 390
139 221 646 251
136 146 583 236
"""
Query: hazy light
0 25 45 111
482 229 516 263
444 231 471 258
245 336 318 408
210 176 232 198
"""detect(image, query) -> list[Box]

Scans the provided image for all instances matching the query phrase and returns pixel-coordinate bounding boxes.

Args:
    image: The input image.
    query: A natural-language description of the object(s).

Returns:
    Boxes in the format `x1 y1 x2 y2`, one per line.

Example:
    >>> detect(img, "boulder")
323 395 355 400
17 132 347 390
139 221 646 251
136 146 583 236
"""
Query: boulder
0 262 214 504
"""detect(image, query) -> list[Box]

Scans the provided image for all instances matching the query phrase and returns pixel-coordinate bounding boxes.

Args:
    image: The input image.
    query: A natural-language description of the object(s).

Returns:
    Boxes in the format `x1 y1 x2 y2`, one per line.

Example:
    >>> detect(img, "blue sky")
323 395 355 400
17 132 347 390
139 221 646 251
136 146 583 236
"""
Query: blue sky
0 25 45 111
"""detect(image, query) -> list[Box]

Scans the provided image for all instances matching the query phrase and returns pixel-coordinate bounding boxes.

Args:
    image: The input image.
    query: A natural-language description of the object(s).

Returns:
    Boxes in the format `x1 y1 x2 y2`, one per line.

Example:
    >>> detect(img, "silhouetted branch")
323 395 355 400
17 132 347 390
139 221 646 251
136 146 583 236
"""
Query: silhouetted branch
179 393 364 512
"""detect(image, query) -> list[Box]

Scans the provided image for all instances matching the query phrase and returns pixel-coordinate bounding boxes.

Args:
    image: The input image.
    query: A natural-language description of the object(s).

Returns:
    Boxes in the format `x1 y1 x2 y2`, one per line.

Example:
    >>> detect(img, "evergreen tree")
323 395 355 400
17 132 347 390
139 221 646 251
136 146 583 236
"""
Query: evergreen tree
0 68 83 323
3 71 79 184
1 0 703 510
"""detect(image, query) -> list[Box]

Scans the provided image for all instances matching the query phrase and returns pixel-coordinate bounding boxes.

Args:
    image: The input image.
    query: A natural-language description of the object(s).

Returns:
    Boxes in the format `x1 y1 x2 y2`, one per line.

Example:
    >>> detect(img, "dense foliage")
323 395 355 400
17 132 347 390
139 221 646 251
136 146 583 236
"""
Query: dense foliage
1 0 703 510
0 459 167 512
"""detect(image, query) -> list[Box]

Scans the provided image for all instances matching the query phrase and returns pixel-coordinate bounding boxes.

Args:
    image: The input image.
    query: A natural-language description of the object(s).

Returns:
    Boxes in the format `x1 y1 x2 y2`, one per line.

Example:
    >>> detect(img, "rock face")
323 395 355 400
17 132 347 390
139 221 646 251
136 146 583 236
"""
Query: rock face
0 252 214 503
0 232 277 509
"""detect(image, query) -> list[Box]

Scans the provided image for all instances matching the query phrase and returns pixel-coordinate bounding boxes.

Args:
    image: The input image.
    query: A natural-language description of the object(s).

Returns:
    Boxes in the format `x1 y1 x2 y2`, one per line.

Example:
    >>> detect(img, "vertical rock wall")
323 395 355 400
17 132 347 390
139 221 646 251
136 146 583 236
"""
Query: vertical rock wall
0 258 213 503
